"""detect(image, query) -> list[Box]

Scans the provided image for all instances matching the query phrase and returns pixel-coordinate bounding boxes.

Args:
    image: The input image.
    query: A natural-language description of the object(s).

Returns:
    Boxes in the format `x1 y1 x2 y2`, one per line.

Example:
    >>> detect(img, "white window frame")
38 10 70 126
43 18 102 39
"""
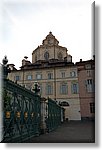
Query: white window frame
61 72 65 78
86 79 94 92
60 83 68 95
15 75 20 81
48 73 53 79
27 75 32 80
46 84 53 95
36 74 42 80
71 82 79 94
70 71 76 77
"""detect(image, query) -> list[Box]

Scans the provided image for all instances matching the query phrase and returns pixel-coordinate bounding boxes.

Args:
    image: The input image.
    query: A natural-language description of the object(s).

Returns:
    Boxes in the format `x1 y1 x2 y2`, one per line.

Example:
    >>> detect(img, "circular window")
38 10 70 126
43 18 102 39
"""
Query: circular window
44 51 49 60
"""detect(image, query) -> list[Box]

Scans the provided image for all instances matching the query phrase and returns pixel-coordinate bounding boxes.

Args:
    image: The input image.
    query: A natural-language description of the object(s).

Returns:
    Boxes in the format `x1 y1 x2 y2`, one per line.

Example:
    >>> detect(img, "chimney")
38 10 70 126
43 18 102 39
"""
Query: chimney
22 59 31 66
22 59 26 66
22 56 31 66
80 59 82 62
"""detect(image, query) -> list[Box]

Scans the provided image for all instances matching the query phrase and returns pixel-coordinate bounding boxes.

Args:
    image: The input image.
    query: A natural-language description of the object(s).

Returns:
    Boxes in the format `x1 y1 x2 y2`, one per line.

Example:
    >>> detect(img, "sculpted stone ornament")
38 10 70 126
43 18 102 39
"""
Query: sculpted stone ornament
44 51 49 60
2 56 11 79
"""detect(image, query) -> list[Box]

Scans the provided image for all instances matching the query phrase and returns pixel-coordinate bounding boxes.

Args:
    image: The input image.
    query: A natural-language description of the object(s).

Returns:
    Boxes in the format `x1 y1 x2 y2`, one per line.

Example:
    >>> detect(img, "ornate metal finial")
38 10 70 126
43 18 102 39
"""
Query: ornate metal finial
32 81 40 94
2 56 8 66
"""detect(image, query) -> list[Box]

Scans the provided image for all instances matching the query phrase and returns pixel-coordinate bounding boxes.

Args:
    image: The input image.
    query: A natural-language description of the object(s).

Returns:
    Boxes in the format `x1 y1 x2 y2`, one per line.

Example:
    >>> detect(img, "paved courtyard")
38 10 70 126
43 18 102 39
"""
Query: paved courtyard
25 121 95 143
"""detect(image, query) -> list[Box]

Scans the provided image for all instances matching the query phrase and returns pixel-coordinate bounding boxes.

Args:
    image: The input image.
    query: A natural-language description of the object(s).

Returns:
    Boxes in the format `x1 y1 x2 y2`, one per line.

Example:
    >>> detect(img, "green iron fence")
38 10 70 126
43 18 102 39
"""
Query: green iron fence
3 80 64 142
47 98 63 132
3 78 41 142
2 56 65 143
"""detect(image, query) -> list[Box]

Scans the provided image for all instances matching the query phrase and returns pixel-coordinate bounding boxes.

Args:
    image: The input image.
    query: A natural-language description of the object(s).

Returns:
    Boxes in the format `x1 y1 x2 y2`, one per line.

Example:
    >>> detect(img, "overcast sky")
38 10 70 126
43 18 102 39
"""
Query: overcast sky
0 0 94 69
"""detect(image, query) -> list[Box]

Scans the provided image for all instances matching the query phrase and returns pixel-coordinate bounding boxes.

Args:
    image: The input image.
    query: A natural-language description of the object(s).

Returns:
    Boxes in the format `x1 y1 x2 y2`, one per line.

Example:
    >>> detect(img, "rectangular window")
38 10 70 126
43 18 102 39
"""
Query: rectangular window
27 75 32 80
46 84 53 95
86 79 94 92
60 83 68 94
87 79 92 84
85 64 91 69
70 71 76 77
36 74 42 80
61 72 65 78
90 103 95 113
48 73 53 79
71 83 79 94
15 75 20 81
87 70 91 77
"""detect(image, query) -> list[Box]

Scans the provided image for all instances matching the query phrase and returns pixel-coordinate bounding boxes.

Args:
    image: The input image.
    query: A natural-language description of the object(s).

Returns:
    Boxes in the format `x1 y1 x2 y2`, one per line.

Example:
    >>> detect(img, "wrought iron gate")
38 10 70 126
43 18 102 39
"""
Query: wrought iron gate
3 78 41 142
47 98 62 132
1 56 65 142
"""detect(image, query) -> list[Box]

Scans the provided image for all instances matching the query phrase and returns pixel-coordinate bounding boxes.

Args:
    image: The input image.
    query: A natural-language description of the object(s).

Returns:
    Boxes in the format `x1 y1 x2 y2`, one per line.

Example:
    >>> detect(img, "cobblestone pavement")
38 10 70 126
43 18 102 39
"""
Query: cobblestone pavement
25 121 95 143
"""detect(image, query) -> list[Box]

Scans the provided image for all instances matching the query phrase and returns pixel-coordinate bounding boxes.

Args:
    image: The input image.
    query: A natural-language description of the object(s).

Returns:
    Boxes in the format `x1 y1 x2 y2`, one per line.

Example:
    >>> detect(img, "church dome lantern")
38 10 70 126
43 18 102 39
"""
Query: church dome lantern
42 32 59 46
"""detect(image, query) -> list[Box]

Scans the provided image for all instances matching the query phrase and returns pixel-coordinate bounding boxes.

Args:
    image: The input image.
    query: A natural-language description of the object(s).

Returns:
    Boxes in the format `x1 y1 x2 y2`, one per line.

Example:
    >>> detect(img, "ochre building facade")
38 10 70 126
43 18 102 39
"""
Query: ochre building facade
8 32 95 121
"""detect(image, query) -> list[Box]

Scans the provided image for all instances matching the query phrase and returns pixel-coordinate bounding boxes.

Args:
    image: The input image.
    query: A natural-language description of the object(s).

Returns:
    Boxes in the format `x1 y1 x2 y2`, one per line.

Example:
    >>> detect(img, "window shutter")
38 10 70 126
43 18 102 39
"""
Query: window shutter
71 84 74 94
66 84 68 94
